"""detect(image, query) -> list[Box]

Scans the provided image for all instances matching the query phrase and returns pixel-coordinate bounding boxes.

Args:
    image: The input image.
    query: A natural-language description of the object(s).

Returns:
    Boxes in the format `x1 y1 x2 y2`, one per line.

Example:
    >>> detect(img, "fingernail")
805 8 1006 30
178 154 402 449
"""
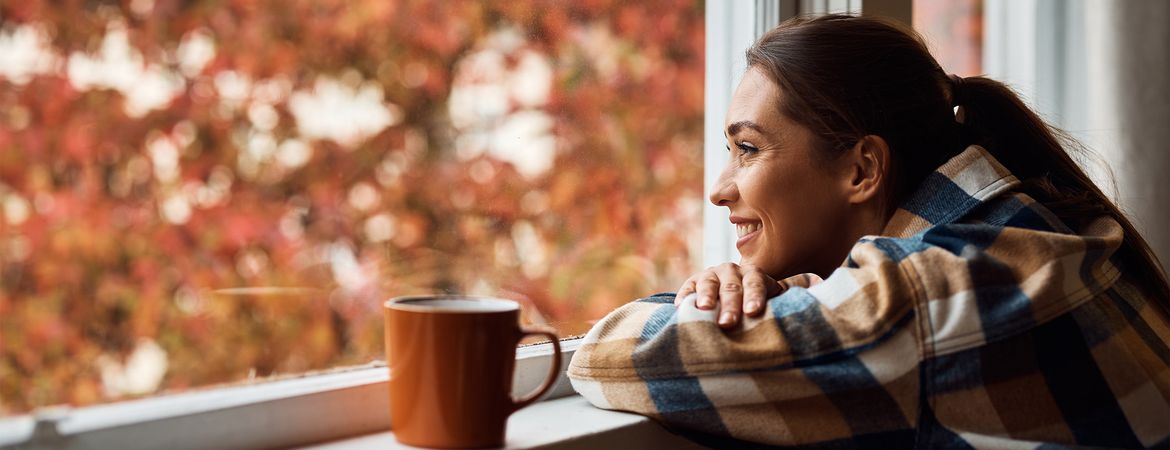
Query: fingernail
745 301 758 314
698 296 713 308
719 312 735 326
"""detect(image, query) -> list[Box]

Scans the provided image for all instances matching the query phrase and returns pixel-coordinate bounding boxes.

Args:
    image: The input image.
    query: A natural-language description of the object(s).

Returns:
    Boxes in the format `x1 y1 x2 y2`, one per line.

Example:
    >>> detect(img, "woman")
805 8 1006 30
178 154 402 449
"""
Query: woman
567 14 1169 449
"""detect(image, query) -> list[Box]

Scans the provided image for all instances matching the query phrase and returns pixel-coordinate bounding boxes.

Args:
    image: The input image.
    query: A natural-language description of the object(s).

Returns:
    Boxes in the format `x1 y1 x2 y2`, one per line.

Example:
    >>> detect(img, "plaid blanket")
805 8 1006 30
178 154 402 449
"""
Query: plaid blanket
567 146 1170 449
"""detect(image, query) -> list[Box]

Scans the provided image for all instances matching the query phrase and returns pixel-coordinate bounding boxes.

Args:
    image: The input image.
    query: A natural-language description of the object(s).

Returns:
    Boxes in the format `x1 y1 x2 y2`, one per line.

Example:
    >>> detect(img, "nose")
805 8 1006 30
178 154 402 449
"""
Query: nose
709 166 738 207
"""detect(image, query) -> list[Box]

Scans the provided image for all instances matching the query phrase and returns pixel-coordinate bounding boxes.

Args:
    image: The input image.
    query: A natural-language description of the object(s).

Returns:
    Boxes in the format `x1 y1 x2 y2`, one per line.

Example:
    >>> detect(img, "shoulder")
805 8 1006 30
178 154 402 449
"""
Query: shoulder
892 192 1125 356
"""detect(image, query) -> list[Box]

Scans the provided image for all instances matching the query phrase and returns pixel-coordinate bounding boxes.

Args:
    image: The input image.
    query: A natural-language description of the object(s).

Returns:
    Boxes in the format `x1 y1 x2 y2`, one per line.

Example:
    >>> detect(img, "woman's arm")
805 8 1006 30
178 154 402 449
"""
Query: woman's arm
566 238 922 446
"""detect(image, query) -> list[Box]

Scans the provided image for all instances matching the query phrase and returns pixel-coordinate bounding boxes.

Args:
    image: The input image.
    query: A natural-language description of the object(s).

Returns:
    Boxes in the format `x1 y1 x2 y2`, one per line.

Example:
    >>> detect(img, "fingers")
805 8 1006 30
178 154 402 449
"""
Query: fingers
709 263 743 329
674 278 696 306
678 263 738 313
675 263 786 329
695 271 722 310
717 280 742 329
740 265 782 317
741 269 768 316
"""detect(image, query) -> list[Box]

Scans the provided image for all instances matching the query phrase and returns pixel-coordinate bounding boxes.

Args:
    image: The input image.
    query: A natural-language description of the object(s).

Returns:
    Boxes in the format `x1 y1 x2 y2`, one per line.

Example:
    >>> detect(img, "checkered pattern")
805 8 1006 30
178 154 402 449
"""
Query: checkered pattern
567 146 1170 449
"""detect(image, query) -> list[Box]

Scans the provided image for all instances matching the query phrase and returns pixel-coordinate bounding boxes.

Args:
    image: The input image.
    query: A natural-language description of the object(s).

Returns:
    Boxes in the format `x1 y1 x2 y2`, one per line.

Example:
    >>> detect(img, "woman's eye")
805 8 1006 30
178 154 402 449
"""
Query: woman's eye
736 142 758 153
725 142 758 157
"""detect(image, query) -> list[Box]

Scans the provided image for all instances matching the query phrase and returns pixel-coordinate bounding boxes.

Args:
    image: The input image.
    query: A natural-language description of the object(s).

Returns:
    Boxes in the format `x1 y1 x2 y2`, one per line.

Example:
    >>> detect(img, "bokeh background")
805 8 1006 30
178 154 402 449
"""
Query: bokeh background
0 0 705 414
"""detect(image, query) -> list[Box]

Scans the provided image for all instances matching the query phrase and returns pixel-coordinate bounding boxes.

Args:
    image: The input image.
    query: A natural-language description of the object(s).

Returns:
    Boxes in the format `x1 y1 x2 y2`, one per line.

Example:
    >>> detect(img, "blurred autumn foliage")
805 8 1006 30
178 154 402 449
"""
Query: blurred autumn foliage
0 0 704 414
913 0 983 76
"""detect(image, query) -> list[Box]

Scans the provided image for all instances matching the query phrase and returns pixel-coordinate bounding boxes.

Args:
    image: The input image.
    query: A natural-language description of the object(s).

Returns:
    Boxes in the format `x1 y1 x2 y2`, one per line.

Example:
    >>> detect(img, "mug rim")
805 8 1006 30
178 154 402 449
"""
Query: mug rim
384 295 520 314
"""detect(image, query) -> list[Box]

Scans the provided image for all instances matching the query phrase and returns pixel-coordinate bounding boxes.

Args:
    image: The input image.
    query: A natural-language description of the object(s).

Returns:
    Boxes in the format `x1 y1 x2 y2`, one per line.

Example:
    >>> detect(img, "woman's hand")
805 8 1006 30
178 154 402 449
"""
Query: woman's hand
675 263 782 329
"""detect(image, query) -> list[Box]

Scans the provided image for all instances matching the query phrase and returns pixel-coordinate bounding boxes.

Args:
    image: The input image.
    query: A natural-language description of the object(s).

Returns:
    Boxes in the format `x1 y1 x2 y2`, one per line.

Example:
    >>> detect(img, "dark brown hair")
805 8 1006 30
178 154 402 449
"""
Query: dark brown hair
746 14 1169 305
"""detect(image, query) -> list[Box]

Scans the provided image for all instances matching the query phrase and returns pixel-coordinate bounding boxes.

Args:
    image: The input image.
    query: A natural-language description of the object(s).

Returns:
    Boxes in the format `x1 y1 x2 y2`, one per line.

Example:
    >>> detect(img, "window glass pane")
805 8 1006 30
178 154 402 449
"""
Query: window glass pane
0 0 704 415
914 0 983 76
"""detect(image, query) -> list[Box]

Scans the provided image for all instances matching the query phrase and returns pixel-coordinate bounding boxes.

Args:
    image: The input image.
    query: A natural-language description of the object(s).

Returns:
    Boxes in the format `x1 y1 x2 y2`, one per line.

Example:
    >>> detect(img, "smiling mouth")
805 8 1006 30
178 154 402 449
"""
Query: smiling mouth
736 222 761 238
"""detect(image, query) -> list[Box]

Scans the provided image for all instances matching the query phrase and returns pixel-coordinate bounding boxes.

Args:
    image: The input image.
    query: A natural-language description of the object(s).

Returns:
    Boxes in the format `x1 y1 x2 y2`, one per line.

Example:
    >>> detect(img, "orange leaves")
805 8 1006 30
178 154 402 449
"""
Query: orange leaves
0 0 704 414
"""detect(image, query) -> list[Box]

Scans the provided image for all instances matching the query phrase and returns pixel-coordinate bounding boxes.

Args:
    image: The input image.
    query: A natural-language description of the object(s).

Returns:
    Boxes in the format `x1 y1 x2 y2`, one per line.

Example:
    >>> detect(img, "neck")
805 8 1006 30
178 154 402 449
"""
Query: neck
814 202 888 278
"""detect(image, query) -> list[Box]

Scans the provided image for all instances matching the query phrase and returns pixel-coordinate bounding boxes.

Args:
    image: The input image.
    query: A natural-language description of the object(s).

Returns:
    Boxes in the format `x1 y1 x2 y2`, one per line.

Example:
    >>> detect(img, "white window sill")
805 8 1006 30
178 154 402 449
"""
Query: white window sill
299 395 705 450
0 339 700 450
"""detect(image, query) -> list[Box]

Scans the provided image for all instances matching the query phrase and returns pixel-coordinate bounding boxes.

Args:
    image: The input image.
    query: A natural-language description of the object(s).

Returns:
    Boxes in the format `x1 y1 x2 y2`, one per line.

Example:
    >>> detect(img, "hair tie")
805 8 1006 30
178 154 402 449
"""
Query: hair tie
948 74 967 124
948 74 969 105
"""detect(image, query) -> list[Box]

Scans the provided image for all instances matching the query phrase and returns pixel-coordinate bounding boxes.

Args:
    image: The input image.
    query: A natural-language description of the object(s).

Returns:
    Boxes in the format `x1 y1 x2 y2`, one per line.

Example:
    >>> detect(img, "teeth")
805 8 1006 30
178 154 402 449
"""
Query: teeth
736 223 761 238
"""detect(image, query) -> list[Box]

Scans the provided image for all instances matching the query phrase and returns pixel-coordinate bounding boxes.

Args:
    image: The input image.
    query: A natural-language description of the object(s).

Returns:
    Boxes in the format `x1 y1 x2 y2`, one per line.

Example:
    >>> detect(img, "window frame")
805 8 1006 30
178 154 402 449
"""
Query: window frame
701 0 787 269
0 1 915 448
0 341 580 449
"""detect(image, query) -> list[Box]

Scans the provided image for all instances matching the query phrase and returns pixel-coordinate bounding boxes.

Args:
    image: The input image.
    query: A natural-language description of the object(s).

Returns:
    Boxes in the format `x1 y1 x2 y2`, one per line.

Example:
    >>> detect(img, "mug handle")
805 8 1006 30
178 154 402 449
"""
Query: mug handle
511 326 562 412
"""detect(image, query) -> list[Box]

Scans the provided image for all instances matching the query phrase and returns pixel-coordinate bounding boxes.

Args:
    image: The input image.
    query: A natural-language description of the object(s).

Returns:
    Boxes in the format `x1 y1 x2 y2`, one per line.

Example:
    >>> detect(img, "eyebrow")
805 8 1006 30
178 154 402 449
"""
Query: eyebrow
725 120 765 137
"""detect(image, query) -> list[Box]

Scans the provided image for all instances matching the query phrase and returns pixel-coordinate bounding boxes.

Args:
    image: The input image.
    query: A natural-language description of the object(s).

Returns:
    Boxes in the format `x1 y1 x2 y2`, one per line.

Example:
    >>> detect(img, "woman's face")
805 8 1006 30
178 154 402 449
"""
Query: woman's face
712 68 856 278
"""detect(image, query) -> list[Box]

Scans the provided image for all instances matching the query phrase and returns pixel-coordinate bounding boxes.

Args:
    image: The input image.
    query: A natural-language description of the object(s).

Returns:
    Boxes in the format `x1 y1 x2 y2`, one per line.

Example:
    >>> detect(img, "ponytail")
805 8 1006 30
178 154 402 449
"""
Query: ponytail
956 76 1170 306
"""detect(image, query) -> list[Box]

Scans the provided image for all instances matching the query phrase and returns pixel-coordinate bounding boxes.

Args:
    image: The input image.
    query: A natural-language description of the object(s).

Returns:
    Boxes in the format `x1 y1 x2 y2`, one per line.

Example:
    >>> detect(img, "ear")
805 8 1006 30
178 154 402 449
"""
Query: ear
840 135 889 205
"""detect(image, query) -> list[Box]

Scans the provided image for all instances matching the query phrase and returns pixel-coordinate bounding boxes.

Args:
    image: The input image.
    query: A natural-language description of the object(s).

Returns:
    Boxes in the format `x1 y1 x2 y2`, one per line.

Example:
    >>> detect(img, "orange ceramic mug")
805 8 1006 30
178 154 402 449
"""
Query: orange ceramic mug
384 296 562 448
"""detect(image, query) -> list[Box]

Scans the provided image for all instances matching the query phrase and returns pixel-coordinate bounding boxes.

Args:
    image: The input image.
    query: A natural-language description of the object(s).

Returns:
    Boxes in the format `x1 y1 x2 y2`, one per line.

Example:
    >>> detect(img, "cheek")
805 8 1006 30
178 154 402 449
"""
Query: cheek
762 197 832 246
751 168 837 226
753 170 846 265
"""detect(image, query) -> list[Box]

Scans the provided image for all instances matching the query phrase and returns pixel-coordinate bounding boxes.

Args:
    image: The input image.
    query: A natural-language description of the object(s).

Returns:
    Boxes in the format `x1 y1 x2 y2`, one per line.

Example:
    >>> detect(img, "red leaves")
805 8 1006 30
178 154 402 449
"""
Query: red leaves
0 0 704 414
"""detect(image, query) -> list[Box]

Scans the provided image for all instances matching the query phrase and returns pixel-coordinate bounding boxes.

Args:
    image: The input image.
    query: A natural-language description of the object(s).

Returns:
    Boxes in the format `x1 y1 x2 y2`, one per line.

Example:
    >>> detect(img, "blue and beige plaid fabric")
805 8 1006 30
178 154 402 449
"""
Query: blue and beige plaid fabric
567 146 1170 449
